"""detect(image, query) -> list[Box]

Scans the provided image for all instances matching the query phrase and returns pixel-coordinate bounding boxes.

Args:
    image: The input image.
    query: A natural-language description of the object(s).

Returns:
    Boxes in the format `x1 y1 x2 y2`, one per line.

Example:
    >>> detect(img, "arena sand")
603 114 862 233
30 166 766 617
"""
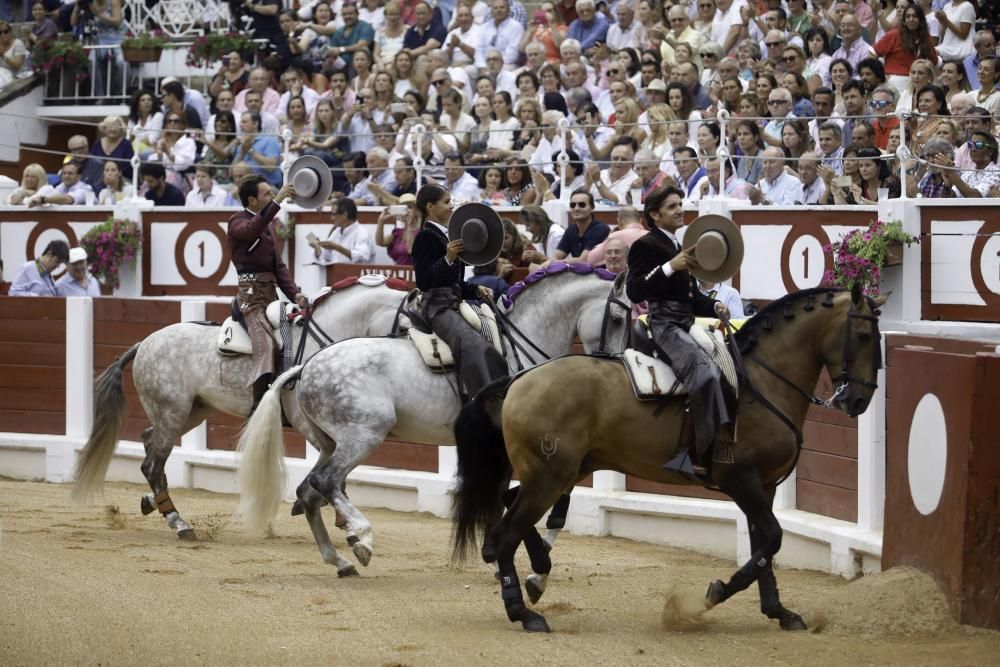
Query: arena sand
1 479 997 666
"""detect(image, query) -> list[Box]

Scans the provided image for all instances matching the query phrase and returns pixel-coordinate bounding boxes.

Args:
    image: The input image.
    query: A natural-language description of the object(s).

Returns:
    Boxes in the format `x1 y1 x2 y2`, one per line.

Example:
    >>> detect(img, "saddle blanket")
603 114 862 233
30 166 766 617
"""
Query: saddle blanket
623 318 740 401
408 302 504 372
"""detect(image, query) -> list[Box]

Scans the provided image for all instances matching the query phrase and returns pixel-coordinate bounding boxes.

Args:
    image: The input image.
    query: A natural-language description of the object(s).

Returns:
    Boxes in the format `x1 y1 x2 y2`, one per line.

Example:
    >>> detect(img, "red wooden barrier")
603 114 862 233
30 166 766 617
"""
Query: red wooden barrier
0 297 65 435
883 336 1000 631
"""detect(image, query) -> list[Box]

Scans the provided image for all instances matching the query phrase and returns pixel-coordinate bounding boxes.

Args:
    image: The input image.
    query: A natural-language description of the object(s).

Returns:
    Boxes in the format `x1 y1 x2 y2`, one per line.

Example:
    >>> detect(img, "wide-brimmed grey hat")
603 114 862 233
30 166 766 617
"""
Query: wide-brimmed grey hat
448 203 504 267
287 155 332 209
682 214 744 283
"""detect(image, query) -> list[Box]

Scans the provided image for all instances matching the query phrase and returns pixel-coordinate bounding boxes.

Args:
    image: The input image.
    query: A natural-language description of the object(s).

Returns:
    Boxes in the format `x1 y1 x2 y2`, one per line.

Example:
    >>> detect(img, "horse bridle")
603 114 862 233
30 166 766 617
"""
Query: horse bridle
598 277 632 355
738 295 883 440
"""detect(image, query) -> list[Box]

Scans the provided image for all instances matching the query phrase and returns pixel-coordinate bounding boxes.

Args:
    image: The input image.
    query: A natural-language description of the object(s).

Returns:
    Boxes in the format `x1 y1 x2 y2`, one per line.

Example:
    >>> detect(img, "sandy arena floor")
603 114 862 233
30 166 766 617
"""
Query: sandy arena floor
1 479 997 666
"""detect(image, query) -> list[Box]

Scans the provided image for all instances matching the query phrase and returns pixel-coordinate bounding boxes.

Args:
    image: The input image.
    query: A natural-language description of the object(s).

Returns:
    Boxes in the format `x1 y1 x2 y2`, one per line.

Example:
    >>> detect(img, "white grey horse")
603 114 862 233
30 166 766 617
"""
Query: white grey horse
237 267 631 576
71 280 412 538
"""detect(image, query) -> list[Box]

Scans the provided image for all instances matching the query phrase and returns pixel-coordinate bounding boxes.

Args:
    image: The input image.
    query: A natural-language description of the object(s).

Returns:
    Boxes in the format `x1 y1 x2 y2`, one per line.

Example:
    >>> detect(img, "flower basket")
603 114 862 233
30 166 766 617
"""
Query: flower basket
186 33 256 68
121 31 169 63
80 218 143 291
32 35 89 82
822 219 916 296
122 46 163 63
884 239 903 267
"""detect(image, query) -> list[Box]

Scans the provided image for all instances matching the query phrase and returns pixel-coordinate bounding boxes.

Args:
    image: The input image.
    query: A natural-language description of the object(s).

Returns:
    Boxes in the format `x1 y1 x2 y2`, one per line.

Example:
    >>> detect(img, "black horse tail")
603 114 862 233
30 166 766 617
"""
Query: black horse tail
71 342 141 504
450 389 511 564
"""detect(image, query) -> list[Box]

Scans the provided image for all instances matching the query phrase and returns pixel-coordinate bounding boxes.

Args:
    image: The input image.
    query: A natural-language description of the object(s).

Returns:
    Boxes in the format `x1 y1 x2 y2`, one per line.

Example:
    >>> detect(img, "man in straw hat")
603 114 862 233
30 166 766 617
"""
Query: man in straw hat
625 185 733 479
226 175 307 415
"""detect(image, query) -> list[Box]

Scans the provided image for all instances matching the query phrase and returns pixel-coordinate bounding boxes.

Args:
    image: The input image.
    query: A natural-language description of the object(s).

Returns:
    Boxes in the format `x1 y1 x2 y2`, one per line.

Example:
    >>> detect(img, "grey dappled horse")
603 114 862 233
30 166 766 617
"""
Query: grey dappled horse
238 266 631 576
71 282 410 538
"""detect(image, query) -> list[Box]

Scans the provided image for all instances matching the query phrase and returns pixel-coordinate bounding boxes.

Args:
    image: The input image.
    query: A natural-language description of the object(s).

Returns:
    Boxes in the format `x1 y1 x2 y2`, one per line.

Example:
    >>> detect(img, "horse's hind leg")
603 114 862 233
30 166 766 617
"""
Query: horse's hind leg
708 474 803 628
140 405 211 539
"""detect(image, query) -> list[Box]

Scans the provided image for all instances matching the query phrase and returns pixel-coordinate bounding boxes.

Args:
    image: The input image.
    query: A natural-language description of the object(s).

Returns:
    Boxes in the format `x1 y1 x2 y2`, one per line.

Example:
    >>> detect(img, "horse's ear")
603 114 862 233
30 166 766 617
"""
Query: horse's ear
873 292 890 308
614 270 628 294
851 282 863 306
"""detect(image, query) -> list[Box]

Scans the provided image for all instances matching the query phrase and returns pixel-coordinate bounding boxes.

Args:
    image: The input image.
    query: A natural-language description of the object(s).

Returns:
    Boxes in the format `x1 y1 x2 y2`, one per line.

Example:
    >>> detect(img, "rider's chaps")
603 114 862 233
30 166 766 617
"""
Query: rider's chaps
238 271 279 387
648 302 731 461
421 287 507 403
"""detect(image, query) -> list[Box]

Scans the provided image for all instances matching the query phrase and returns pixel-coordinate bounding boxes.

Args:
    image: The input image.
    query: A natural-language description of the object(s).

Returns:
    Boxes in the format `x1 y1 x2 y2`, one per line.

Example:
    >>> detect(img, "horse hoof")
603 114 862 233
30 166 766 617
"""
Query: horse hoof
351 541 373 567
525 576 545 605
177 528 198 541
780 613 808 631
522 614 551 633
337 564 359 578
140 495 155 516
290 500 304 516
706 579 725 607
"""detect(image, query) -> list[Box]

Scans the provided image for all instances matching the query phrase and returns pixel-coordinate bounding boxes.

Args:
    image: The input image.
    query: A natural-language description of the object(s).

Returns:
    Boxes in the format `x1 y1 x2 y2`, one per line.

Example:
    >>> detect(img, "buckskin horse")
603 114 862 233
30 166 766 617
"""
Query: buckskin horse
451 285 886 632
237 265 631 576
71 279 410 539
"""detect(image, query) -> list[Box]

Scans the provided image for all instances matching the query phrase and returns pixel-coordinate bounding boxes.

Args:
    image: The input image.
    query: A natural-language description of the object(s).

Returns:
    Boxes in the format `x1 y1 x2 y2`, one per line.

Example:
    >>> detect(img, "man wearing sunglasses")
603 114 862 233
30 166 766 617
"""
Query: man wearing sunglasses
868 85 899 150
664 5 704 56
933 131 1000 199
552 189 610 265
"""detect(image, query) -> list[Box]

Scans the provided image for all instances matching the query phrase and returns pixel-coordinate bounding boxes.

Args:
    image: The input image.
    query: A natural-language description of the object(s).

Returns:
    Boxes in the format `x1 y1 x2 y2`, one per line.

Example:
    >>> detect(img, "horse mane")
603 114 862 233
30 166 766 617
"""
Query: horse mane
735 287 846 353
499 262 618 311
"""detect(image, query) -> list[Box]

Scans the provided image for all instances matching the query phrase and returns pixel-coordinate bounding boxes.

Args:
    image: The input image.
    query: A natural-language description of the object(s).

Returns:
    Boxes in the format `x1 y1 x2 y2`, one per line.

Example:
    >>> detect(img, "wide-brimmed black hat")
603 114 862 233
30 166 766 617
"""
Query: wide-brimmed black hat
448 203 504 266
682 214 744 284
287 155 332 209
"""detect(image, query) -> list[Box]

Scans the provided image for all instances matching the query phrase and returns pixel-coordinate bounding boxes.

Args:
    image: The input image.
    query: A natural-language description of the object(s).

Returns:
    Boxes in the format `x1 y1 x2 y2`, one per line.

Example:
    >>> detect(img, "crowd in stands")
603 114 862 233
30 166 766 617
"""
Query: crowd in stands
2 0 999 278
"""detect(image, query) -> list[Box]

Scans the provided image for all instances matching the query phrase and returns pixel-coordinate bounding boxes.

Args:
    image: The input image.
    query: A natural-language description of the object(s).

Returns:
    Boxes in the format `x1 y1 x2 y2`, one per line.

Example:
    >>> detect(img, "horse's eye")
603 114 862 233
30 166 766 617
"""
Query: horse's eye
611 314 624 324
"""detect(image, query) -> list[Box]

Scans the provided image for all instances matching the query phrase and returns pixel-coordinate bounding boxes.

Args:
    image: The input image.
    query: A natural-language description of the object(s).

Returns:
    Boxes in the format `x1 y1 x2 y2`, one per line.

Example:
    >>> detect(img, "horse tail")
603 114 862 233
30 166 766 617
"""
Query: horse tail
237 365 303 534
451 395 511 564
71 342 141 505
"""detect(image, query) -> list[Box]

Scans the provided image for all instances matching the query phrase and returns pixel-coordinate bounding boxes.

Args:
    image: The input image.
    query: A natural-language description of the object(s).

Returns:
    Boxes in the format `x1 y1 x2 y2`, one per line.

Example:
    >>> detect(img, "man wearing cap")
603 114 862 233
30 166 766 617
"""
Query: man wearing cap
626 185 732 479
55 247 101 297
9 240 69 297
227 175 307 414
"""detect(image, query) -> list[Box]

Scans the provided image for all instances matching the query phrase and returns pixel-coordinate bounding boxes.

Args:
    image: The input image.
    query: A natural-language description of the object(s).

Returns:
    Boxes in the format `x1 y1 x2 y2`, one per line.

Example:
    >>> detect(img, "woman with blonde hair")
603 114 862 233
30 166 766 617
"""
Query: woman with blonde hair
6 163 47 205
641 103 678 159
155 111 197 195
390 49 424 98
896 58 936 115
612 98 647 148
91 115 134 179
373 0 407 68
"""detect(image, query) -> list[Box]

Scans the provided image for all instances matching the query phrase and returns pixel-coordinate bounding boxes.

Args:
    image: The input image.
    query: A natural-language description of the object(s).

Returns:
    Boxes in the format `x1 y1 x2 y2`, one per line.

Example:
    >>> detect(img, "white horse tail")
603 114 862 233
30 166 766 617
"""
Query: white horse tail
71 342 141 505
237 365 303 534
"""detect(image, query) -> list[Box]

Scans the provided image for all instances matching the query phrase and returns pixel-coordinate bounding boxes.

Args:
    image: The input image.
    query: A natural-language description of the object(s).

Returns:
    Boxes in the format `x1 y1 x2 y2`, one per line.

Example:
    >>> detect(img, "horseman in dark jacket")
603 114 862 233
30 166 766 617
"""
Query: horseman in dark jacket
411 183 507 401
625 184 731 475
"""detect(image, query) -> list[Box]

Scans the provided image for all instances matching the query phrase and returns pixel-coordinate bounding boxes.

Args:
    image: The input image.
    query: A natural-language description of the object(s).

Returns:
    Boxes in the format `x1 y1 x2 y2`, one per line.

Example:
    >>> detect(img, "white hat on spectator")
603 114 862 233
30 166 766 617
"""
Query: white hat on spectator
69 247 87 264
646 79 667 93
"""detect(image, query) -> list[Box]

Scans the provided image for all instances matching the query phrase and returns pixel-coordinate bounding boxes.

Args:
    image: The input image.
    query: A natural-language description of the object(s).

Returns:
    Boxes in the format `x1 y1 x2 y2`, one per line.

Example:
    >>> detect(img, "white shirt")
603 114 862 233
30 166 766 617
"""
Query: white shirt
957 163 1000 198
277 86 321 119
33 181 95 205
445 172 482 203
128 112 163 147
445 24 482 66
606 21 645 51
441 112 477 147
591 168 638 205
486 116 520 151
236 110 280 140
478 17 525 67
710 0 746 53
535 224 565 258
936 1 976 61
320 220 376 264
530 134 565 175
185 184 233 207
799 177 826 204
699 282 744 318
759 170 804 205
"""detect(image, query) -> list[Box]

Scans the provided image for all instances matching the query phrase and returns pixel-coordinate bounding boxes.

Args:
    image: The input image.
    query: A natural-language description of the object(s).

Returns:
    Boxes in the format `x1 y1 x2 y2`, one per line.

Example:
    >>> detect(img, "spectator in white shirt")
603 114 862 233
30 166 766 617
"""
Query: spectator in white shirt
746 147 805 204
478 0 525 67
309 198 376 265
441 152 483 202
606 2 645 50
445 4 482 67
437 88 477 151
27 162 95 207
185 165 235 207
277 68 321 120
763 87 796 147
796 155 827 204
587 141 638 204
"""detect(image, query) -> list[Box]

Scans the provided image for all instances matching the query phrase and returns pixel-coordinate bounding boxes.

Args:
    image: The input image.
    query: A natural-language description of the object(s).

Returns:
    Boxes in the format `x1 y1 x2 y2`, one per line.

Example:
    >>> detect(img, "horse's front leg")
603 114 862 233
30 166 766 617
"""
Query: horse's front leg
139 426 196 540
708 474 798 623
